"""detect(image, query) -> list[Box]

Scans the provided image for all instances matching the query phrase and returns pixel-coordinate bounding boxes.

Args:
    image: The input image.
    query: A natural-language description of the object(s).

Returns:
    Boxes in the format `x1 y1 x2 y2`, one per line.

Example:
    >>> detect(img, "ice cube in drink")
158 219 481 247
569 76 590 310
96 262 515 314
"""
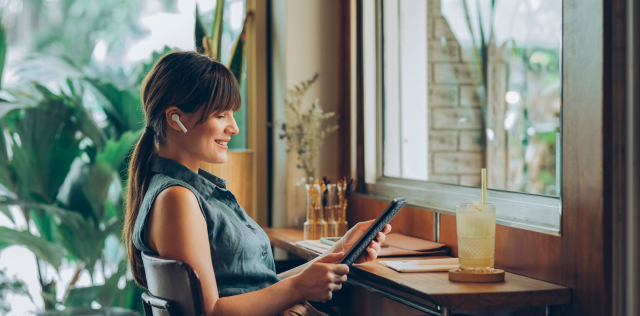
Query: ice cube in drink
456 202 496 272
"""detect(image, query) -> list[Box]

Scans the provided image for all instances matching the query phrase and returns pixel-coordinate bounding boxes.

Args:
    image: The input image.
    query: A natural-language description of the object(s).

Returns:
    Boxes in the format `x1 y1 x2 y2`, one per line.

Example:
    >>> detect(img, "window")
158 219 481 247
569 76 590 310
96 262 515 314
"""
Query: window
363 0 563 234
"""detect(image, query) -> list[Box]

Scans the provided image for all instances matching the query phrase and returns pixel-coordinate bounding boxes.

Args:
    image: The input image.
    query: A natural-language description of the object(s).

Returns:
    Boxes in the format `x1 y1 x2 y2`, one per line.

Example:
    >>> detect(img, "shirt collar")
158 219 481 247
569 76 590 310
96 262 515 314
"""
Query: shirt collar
150 156 227 197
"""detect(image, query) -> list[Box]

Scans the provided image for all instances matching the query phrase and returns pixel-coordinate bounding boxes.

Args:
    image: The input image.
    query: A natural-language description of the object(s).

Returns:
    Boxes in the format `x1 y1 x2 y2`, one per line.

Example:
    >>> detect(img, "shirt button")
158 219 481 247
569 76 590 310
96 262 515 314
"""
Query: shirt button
262 250 267 257
246 224 252 229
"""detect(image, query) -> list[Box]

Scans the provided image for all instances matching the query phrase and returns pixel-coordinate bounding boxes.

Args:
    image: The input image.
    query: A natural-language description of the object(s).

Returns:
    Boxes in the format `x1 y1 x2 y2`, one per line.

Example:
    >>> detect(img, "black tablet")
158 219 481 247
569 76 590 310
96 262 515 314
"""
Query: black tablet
337 197 407 266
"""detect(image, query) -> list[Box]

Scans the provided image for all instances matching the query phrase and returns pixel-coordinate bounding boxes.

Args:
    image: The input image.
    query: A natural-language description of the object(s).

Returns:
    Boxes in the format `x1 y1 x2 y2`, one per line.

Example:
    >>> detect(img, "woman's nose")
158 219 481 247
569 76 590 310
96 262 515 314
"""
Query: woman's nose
227 116 239 135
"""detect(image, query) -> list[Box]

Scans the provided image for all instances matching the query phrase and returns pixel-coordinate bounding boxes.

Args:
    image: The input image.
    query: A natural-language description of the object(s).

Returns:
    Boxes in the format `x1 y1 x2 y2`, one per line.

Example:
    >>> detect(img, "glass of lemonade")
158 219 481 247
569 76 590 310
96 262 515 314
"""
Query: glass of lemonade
456 202 496 272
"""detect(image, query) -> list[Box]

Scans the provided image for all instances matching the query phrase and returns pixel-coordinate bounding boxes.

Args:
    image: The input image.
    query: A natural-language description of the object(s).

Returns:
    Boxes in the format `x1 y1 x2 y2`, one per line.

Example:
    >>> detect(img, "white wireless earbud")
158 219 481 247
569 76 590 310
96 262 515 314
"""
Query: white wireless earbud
171 113 188 133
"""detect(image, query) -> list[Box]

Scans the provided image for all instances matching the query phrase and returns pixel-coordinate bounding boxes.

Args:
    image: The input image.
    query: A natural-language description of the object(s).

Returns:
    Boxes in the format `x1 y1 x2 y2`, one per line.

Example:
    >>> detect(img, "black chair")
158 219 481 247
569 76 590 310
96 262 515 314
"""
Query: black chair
141 252 206 316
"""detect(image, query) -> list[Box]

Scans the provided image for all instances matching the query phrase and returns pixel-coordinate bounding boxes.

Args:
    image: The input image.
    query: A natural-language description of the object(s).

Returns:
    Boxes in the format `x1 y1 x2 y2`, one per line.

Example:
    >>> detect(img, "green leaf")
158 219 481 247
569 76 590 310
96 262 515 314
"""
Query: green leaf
85 80 145 138
0 227 65 269
96 129 143 173
0 119 15 195
80 162 114 221
195 4 208 55
64 285 102 308
14 55 84 84
0 204 12 223
96 128 143 193
56 216 118 274
96 260 127 307
211 0 225 60
227 33 245 83
2 97 84 203
0 20 6 91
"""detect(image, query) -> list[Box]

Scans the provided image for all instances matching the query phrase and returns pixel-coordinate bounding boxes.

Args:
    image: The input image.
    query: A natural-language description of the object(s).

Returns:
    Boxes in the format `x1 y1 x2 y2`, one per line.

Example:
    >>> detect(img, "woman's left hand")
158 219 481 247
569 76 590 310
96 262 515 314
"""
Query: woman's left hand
334 220 392 264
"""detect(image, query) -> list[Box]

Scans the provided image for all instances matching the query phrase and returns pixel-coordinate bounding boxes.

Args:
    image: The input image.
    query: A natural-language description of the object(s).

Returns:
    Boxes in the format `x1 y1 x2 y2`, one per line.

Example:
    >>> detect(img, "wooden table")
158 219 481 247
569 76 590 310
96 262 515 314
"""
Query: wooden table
265 228 571 316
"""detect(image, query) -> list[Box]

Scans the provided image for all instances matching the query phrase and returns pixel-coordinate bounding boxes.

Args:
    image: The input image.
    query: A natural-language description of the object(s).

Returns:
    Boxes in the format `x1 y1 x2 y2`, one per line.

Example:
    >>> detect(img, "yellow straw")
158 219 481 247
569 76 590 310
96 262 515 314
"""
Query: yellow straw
481 168 487 205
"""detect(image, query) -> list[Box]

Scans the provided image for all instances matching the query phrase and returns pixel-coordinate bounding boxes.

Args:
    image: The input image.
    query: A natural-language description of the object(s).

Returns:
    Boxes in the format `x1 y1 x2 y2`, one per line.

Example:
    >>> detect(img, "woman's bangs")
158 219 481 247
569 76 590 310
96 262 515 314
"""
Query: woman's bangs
198 64 241 123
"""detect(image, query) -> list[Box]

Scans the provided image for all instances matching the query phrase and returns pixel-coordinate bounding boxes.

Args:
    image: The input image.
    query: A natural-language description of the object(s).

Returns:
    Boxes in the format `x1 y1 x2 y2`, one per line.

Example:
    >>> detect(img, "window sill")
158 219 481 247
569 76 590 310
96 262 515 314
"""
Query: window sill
361 178 561 236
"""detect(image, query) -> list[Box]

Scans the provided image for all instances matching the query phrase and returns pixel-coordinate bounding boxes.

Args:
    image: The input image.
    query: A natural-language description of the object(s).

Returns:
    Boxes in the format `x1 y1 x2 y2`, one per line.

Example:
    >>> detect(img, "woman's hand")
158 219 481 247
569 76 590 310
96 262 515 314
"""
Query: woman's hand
292 252 349 303
335 221 392 264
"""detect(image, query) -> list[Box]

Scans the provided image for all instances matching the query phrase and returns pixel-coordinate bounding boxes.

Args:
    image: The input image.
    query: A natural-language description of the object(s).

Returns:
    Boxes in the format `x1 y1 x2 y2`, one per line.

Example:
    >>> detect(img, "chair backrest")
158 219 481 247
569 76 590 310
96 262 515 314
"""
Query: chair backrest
141 252 206 316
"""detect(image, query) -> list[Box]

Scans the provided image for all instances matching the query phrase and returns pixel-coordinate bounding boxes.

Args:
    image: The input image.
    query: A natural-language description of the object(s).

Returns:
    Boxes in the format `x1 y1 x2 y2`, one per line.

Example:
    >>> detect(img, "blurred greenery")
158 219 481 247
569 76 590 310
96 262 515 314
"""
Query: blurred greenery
0 0 249 313
0 52 157 312
0 268 32 314
28 0 144 65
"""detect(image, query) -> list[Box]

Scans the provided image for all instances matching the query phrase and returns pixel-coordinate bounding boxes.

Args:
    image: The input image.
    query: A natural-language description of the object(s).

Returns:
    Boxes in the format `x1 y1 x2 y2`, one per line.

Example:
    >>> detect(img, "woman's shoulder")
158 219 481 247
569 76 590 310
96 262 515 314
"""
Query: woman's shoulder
146 173 200 200
147 173 208 218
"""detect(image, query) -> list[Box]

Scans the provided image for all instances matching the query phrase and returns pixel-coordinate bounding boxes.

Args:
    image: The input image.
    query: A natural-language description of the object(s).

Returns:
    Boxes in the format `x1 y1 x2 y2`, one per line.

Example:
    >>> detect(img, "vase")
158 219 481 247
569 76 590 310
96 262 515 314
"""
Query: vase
303 183 327 240
324 184 339 237
336 184 349 236
294 178 308 228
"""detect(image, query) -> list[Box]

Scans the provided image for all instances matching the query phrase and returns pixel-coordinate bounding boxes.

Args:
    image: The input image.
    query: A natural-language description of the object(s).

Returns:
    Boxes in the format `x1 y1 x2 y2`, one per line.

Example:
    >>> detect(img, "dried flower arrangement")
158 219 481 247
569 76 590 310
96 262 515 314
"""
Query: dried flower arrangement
279 74 339 183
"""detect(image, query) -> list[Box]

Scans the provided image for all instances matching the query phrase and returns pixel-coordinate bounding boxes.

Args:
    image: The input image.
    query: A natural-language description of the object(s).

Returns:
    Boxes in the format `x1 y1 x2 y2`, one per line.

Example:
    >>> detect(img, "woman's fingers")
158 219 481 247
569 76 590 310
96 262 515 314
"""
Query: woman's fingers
371 240 381 253
366 246 378 260
334 273 348 284
332 263 349 276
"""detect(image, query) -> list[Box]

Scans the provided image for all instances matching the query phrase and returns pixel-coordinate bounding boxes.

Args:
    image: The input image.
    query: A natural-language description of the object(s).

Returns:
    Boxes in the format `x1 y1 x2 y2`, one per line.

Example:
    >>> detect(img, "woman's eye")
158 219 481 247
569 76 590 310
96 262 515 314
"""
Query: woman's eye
217 115 225 119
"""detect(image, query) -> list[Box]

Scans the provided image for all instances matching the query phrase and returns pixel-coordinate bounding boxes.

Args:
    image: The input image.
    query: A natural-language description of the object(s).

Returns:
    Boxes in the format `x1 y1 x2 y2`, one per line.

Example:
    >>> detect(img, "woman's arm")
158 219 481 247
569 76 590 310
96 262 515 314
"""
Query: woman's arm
148 186 347 316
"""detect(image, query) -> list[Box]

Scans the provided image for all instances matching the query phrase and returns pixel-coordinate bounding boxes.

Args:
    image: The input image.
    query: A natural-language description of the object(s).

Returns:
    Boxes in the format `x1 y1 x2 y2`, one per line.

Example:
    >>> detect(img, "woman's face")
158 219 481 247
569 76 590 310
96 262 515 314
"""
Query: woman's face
169 107 239 165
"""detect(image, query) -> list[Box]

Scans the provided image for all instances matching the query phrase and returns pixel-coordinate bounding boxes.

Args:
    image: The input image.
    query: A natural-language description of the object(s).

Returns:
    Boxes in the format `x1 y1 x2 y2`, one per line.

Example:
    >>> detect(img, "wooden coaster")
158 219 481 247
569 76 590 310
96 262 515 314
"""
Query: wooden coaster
448 269 505 283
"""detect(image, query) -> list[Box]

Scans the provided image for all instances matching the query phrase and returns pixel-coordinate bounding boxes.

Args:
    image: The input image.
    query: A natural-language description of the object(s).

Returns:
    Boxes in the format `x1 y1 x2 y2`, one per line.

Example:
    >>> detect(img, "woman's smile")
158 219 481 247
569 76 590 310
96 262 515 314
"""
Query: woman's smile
214 139 230 149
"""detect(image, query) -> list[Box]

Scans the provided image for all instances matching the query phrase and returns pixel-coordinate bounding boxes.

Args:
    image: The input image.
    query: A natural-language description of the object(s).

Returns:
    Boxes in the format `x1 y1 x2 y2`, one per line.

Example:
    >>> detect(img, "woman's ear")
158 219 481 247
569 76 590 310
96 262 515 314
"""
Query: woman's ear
165 107 186 133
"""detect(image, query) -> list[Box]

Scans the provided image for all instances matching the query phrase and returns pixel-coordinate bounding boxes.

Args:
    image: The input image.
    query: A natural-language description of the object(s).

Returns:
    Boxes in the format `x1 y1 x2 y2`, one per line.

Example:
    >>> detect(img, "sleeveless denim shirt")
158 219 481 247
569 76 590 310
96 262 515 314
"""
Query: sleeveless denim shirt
132 156 282 297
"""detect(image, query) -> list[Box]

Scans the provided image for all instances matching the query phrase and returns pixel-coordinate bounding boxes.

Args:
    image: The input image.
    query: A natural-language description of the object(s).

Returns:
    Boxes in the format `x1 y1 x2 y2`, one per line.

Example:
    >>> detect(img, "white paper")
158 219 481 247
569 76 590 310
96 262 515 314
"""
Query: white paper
379 258 460 272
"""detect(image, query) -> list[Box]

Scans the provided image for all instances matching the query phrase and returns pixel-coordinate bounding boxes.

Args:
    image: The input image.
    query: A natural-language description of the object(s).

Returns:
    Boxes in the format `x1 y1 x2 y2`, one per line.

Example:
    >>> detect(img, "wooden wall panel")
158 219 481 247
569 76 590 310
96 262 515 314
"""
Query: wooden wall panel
494 224 562 285
439 214 458 257
348 195 435 241
200 150 254 219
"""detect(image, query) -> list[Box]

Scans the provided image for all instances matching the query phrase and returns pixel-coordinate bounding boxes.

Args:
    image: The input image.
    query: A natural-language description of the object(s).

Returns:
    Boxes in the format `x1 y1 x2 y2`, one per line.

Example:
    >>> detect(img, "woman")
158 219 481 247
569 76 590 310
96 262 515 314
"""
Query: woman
123 51 391 316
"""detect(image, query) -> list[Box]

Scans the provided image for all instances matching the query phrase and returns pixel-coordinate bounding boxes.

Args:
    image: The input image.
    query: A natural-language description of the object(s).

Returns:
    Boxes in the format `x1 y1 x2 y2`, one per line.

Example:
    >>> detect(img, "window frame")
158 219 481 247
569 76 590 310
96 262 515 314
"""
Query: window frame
361 0 562 236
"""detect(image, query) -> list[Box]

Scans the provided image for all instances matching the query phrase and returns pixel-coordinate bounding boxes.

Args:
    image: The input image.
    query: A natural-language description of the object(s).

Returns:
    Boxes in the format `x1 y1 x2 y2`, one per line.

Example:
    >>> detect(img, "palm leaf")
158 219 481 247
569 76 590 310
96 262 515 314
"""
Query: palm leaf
0 18 6 91
14 55 84 84
210 0 225 60
2 97 83 202
195 4 209 55
96 128 143 191
85 80 145 138
0 227 65 269
227 11 253 83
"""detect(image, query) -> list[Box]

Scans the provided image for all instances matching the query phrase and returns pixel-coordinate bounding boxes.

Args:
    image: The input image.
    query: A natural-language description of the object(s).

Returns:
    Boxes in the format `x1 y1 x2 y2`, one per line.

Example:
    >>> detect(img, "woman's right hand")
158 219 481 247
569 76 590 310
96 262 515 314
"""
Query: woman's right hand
292 252 349 303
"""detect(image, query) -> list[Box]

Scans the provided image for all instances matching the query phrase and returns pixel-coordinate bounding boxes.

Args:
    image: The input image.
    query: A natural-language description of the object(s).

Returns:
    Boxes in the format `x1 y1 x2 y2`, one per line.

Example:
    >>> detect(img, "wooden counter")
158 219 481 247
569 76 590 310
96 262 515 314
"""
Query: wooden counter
265 228 571 314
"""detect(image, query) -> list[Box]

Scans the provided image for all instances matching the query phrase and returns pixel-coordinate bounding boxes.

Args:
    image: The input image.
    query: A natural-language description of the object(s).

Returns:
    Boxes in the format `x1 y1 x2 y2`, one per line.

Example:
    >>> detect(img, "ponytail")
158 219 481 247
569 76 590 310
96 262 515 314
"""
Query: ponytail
124 128 156 288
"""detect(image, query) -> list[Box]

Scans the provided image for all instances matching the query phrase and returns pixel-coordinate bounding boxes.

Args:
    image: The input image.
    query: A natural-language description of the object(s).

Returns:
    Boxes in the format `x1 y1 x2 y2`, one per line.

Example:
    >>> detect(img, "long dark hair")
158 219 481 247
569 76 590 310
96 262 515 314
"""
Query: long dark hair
124 51 240 288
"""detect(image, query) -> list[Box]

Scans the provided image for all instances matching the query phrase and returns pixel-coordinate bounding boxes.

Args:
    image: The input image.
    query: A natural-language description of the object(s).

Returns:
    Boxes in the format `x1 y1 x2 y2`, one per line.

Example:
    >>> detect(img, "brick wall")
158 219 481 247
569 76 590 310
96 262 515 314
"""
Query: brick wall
427 0 484 187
